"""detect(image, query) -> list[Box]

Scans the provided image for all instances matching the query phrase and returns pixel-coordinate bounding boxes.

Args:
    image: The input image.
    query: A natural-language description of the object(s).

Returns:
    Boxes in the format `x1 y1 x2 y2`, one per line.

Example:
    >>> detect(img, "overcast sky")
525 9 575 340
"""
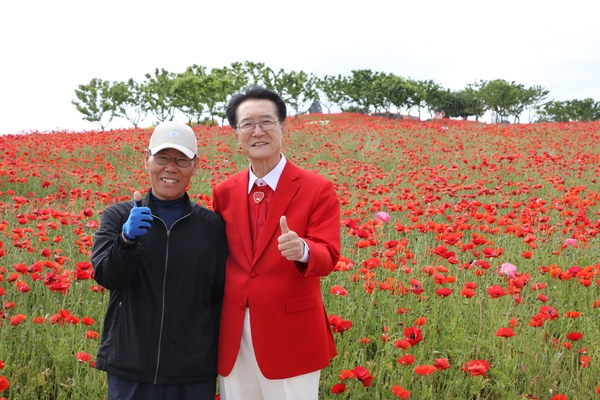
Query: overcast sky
1 0 597 135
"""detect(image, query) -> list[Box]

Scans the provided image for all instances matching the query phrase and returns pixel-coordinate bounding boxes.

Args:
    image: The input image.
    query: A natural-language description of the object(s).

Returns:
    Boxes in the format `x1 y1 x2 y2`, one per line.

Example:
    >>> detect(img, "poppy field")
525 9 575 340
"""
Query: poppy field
1 114 599 399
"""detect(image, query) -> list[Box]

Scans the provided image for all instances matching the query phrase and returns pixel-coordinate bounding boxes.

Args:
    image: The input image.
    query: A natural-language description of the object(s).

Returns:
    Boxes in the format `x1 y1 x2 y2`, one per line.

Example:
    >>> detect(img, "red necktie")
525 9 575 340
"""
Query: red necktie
249 183 273 253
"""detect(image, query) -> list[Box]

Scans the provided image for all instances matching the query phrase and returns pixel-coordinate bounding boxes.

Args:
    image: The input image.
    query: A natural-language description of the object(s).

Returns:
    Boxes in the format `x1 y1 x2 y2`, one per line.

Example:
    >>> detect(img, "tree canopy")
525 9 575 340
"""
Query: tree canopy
72 61 598 130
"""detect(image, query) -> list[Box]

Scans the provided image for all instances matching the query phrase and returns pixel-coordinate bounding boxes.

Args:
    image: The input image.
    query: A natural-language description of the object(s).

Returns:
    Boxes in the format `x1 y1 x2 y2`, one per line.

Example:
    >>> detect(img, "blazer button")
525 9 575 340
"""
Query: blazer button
239 303 244 309
250 272 257 279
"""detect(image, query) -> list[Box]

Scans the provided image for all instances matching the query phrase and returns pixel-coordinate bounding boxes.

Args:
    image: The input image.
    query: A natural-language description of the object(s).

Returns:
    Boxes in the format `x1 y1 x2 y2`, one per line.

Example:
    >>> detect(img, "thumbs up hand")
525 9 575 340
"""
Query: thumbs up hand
278 216 305 261
122 191 153 242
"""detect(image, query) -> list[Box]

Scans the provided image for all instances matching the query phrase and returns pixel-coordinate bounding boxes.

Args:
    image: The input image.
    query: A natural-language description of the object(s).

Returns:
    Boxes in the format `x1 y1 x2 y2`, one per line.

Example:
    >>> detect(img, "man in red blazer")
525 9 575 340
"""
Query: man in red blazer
212 86 340 399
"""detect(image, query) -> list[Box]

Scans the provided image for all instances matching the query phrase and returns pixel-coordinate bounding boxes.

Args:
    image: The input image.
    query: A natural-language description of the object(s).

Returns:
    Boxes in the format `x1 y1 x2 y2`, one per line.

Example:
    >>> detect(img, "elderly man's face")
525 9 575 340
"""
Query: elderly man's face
144 148 197 200
235 99 283 175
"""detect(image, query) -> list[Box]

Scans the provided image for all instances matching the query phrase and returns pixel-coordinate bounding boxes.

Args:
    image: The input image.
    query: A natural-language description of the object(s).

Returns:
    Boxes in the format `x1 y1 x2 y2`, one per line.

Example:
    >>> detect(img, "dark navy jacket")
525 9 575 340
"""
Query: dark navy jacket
92 190 227 385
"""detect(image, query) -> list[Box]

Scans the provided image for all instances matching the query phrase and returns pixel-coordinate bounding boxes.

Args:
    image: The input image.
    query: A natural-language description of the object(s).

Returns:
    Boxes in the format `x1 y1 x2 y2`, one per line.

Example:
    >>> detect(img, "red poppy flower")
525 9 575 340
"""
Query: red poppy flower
391 385 411 399
462 359 490 376
482 247 503 258
394 339 411 350
531 282 546 290
10 314 26 326
539 306 559 320
461 288 476 298
338 370 354 380
433 245 455 259
330 285 349 296
85 330 99 340
528 315 545 328
404 326 423 346
550 395 567 400
486 285 507 298
351 365 374 387
0 375 9 391
566 331 583 341
564 311 580 318
397 354 416 365
495 327 516 338
414 365 437 375
434 358 450 370
331 383 346 394
409 279 424 294
74 351 93 363
414 317 427 326
521 251 533 258
579 355 590 368
328 315 353 334
435 287 452 297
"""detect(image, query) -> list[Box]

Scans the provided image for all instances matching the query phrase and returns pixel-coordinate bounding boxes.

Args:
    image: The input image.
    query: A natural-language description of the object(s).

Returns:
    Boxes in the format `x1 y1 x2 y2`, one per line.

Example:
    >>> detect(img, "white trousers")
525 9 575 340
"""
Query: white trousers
218 308 320 400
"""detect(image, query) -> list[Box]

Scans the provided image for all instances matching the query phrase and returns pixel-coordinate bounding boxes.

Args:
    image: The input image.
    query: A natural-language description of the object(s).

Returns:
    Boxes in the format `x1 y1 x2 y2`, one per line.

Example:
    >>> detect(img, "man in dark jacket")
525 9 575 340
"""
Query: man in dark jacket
92 121 228 400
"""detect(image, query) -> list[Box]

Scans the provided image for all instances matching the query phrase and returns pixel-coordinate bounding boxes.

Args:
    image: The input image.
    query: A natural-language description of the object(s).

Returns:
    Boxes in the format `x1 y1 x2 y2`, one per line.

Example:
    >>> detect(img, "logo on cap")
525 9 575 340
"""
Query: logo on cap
169 131 180 138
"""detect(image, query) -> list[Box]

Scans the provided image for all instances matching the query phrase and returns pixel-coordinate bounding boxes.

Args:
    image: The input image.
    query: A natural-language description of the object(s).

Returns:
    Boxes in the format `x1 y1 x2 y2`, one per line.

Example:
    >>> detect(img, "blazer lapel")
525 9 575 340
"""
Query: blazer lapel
253 163 300 262
231 172 254 264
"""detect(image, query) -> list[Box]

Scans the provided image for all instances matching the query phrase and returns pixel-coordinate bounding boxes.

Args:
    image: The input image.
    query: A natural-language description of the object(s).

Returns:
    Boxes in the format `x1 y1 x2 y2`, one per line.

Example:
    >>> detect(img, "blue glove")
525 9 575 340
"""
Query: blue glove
122 194 153 241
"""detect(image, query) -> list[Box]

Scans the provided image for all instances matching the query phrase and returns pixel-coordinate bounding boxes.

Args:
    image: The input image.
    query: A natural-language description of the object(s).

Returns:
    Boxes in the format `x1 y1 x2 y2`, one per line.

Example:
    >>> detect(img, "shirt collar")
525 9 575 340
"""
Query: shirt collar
247 154 287 193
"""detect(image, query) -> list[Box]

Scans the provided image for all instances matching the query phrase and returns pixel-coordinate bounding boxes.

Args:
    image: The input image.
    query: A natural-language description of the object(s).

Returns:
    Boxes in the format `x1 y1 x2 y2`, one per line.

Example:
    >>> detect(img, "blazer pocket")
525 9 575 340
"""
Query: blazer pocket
286 292 320 313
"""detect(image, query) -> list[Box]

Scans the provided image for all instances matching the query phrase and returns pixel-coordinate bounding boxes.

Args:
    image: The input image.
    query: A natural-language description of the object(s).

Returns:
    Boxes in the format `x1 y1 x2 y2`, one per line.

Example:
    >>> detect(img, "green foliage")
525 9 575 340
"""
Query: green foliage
71 78 115 130
537 98 600 122
72 63 599 131
142 67 178 123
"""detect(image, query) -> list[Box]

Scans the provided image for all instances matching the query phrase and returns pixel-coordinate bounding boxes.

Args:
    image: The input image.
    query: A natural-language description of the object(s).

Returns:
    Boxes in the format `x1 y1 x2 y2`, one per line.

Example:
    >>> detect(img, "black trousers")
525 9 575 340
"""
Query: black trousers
107 374 216 400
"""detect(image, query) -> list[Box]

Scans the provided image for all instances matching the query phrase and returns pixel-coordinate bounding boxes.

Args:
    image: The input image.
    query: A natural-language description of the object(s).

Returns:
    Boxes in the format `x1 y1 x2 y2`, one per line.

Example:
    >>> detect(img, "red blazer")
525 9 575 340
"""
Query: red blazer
212 161 340 379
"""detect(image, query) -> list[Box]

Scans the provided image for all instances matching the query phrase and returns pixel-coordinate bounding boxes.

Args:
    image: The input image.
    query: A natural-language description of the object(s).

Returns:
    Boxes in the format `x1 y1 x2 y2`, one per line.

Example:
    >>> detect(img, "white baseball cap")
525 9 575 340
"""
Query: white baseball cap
149 121 197 159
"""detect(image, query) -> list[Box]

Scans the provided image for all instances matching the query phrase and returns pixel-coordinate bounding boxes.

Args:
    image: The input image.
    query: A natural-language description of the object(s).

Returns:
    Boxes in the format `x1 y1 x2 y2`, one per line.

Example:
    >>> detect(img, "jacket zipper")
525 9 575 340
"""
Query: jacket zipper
153 212 192 384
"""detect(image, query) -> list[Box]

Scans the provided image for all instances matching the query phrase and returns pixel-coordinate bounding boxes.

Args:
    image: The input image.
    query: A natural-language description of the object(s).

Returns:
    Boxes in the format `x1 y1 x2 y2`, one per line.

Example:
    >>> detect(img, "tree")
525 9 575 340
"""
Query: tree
344 69 381 113
240 61 270 88
386 74 414 116
370 72 396 114
204 66 248 124
72 78 115 130
171 65 207 125
568 98 600 121
462 84 486 121
110 79 148 128
522 85 549 123
508 85 549 123
416 79 443 119
142 68 177 124
479 79 521 123
537 98 600 122
430 89 460 118
317 75 350 112
279 70 319 117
